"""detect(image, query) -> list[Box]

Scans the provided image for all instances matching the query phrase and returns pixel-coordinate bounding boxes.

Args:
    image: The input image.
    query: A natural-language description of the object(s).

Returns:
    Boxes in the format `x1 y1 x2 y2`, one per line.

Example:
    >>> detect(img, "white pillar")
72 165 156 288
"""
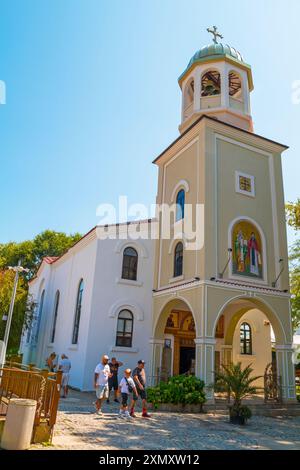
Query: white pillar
275 344 297 402
220 65 229 109
148 338 164 386
193 69 201 112
194 337 216 401
242 71 251 115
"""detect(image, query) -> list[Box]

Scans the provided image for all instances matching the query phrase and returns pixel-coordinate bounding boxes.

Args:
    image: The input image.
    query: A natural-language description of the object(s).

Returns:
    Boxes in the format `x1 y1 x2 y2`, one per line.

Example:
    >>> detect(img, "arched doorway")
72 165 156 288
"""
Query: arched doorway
213 296 294 401
151 298 198 383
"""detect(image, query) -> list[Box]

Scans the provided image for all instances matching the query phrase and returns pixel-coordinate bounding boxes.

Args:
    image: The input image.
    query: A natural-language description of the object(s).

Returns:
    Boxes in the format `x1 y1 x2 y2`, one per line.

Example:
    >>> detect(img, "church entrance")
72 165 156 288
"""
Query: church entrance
179 347 195 375
162 309 196 377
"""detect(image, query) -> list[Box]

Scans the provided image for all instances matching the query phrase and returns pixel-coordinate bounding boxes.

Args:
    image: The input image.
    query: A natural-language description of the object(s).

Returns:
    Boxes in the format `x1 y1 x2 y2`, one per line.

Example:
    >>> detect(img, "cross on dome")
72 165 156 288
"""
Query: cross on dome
206 25 223 44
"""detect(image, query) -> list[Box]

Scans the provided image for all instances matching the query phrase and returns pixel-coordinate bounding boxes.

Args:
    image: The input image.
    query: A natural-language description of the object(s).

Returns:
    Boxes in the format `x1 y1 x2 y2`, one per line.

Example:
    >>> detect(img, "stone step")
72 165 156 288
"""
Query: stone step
205 402 300 417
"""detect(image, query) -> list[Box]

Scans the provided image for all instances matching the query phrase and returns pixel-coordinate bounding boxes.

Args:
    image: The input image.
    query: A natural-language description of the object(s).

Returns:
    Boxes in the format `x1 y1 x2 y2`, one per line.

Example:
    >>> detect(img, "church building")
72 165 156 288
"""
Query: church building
20 29 296 402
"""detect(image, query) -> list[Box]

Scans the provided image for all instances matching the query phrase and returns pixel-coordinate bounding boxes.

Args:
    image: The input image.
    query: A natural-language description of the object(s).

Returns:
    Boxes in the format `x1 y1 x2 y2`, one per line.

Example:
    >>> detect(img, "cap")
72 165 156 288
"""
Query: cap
138 359 145 364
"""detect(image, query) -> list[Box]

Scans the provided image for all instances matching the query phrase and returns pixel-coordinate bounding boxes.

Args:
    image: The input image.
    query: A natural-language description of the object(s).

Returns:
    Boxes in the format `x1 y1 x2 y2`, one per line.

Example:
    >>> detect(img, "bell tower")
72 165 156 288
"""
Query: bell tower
179 26 254 133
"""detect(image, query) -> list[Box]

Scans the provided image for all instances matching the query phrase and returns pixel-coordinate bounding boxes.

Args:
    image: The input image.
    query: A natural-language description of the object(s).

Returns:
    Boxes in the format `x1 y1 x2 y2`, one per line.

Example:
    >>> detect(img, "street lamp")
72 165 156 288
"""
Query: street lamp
0 260 29 367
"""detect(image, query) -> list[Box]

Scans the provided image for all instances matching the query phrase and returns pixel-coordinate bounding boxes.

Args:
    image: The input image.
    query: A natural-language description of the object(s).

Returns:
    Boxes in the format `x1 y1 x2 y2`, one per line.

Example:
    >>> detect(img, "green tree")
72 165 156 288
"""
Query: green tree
286 199 300 332
0 270 36 353
0 229 82 353
0 230 82 278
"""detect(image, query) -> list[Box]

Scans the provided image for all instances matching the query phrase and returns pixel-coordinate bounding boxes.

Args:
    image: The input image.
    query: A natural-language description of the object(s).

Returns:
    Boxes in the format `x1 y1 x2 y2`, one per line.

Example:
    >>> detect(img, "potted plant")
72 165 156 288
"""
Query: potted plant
215 362 261 425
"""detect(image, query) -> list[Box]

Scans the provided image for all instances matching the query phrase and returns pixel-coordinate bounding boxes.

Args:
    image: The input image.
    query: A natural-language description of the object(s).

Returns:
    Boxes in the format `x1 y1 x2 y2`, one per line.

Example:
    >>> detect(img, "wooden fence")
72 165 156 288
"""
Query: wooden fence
0 364 62 442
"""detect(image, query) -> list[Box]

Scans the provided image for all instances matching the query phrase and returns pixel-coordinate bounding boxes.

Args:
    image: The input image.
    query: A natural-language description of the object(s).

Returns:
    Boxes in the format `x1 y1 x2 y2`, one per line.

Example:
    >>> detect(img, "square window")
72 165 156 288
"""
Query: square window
235 171 255 197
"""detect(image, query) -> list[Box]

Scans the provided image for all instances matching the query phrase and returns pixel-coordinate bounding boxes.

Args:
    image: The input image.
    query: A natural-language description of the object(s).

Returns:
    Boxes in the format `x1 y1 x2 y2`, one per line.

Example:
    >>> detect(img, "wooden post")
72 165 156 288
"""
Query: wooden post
49 370 62 427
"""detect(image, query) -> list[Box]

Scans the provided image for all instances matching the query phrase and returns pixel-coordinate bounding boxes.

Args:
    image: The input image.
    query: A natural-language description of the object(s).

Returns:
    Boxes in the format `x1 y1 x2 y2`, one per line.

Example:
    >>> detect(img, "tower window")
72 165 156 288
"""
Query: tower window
116 309 133 347
235 171 255 197
240 322 252 355
122 247 138 281
176 189 185 221
201 70 221 96
174 242 183 277
229 71 242 99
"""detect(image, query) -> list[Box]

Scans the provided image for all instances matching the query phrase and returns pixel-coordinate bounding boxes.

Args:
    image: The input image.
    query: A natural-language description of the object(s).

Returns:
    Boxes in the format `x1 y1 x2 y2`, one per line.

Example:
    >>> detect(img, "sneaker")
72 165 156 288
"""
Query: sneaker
114 398 119 403
96 408 103 415
106 399 110 404
130 410 137 418
118 411 125 419
142 412 151 418
124 411 133 419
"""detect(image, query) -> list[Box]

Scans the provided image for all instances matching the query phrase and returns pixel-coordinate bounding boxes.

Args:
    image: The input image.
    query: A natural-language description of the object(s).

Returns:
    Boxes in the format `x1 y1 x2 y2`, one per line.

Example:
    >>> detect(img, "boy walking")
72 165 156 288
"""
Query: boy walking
118 368 137 419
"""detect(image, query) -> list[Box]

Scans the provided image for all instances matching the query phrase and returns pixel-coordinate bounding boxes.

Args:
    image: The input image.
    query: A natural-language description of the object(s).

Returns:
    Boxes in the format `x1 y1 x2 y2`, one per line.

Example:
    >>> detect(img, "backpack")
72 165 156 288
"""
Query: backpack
125 377 133 393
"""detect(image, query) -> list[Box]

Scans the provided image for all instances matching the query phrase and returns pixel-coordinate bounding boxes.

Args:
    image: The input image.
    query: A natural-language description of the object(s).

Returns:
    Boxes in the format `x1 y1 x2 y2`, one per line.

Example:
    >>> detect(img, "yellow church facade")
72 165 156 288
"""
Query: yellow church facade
149 33 296 403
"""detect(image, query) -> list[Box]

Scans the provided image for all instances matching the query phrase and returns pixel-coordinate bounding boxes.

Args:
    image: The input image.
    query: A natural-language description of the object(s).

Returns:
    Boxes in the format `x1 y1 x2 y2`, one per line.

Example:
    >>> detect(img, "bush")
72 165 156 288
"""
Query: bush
230 404 252 421
147 375 206 409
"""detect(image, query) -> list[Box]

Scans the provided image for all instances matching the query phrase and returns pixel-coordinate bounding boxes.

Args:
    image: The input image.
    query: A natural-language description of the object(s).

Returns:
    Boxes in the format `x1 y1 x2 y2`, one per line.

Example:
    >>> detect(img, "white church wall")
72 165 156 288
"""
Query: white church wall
21 225 155 391
42 239 98 389
82 235 155 391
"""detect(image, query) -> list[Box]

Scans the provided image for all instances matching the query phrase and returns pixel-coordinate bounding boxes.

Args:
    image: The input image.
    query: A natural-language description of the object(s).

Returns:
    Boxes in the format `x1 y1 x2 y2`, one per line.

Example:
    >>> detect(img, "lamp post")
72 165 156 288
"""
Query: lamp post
1 260 29 366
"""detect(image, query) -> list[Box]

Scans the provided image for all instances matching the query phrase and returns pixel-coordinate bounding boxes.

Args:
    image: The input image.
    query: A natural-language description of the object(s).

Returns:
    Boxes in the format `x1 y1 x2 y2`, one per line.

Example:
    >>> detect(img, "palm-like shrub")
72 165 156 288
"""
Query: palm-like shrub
215 362 262 424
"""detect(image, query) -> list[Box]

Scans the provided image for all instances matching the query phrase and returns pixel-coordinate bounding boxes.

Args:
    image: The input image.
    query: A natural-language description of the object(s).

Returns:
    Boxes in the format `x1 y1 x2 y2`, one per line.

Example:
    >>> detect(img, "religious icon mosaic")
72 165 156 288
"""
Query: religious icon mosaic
232 220 263 279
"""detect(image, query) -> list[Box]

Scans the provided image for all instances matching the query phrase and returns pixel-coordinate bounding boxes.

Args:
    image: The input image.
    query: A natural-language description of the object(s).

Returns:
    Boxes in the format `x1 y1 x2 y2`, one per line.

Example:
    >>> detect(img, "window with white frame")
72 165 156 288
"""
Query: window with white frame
235 171 255 197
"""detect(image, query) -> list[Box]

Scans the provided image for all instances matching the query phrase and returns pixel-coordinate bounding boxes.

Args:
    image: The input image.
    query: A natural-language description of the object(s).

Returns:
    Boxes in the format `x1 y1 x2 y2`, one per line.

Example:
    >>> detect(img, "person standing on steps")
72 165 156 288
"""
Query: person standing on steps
107 357 123 404
130 360 151 418
94 354 112 415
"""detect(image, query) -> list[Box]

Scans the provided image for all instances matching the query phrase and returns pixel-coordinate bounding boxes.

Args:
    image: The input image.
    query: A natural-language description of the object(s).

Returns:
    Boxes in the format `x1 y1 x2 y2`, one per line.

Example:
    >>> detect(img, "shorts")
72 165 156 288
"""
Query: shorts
121 393 129 407
133 387 147 401
61 373 70 388
95 384 109 400
108 376 118 391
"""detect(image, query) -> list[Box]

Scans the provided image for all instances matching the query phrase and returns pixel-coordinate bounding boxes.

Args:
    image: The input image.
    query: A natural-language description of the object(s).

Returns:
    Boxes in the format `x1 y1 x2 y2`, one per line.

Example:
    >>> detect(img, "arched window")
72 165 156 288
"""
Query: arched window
201 70 221 96
121 247 138 281
240 322 252 355
116 309 133 347
28 289 45 344
176 189 185 221
50 290 60 343
174 242 183 277
229 71 242 99
72 279 84 344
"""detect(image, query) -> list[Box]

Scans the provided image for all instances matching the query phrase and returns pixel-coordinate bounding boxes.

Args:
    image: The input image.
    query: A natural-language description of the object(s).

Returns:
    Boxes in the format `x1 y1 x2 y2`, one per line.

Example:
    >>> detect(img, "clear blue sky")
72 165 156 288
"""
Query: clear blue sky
0 0 299 246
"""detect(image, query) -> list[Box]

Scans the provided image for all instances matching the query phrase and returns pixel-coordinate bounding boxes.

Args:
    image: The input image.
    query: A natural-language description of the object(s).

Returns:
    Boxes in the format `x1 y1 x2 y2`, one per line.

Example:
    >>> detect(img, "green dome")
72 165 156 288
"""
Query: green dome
179 43 249 84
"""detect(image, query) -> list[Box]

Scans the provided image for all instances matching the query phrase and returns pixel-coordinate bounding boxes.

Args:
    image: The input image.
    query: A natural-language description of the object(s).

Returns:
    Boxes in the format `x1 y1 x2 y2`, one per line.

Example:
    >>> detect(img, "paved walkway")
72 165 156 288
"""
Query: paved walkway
31 390 300 450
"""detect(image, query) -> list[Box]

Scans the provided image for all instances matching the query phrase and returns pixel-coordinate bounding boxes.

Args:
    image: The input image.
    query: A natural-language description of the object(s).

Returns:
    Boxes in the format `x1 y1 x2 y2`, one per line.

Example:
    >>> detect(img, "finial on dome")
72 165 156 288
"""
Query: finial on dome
206 26 223 44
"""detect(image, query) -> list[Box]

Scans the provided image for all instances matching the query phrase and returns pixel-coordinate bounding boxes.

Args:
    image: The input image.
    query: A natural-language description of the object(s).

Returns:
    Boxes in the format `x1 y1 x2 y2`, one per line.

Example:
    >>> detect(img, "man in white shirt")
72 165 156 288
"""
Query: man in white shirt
58 354 71 398
94 354 112 415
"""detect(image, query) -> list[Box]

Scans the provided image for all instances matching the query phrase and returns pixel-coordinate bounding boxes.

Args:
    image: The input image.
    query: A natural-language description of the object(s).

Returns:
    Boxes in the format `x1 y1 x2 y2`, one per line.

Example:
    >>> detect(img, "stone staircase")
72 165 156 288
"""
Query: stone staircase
205 400 300 417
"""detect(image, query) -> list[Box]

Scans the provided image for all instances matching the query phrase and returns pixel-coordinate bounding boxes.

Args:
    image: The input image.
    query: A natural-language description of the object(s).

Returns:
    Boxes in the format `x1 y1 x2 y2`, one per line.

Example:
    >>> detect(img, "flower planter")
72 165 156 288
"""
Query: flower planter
229 414 246 425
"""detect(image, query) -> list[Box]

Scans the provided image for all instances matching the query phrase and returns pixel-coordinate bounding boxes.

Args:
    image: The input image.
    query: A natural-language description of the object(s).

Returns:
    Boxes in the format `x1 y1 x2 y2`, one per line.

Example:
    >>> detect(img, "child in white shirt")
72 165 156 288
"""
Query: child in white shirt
118 368 137 419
